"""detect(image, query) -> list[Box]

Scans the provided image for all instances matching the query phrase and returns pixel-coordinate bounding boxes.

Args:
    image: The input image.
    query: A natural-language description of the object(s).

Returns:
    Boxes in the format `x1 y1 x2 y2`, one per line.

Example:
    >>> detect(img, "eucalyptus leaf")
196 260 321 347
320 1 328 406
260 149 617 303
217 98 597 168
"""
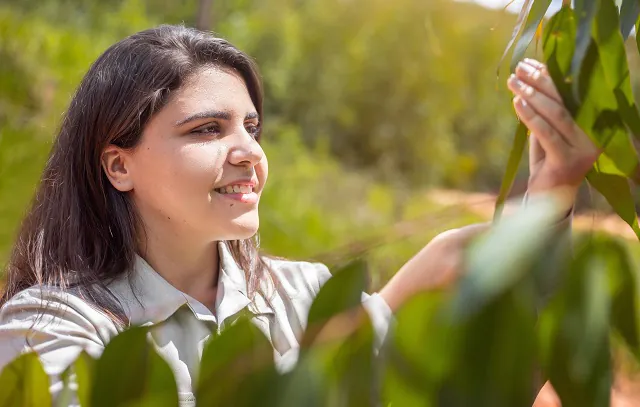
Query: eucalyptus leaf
273 356 325 407
494 121 528 220
586 170 640 239
0 352 51 407
541 237 615 407
543 6 578 114
196 316 279 407
510 0 553 72
325 314 377 407
74 351 95 407
439 288 537 407
498 0 535 76
594 0 640 138
300 259 368 349
543 5 640 233
637 13 640 55
619 0 640 40
386 292 456 406
454 196 563 318
602 238 640 360
571 0 600 100
91 326 178 407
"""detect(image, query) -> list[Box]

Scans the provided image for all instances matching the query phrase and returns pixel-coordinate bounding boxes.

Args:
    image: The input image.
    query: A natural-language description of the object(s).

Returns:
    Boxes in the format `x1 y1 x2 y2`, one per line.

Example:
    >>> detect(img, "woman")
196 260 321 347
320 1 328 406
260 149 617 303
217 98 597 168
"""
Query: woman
0 25 598 405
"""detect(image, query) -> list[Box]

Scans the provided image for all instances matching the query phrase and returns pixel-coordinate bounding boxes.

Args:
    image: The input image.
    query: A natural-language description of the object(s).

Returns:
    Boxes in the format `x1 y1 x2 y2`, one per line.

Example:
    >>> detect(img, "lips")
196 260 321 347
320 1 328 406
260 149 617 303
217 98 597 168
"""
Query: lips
213 180 259 204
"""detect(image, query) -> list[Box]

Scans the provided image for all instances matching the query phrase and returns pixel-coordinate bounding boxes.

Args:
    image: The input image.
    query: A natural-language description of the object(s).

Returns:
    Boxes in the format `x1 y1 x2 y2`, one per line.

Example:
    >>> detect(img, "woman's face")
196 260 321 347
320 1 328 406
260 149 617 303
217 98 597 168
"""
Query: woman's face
111 66 267 242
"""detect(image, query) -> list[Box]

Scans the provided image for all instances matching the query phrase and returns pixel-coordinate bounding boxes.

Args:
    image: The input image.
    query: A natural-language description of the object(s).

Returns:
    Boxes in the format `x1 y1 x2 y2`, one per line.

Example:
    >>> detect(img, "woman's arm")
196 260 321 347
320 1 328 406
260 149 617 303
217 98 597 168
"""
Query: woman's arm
379 58 598 313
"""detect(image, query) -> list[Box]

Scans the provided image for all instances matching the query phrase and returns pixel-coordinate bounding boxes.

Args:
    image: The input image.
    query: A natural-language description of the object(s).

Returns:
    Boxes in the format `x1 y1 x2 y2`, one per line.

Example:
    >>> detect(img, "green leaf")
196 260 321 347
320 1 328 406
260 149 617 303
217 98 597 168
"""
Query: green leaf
438 198 564 406
594 0 640 138
385 292 456 406
440 288 537 407
494 121 528 220
591 110 638 178
498 0 535 76
74 351 95 407
510 0 553 72
0 352 52 407
454 196 563 318
325 316 377 407
300 259 368 349
571 0 601 100
91 326 178 407
602 239 640 360
637 13 640 56
196 317 279 406
280 311 377 407
543 6 578 114
273 357 325 407
543 6 640 230
540 237 615 407
382 359 426 407
620 0 640 40
586 170 640 239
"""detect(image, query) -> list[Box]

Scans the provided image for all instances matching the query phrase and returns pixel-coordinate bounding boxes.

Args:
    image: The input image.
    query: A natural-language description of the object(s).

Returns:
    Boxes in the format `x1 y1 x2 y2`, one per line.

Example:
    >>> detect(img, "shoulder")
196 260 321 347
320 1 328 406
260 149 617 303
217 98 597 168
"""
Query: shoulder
262 257 332 298
0 286 118 360
1 286 112 325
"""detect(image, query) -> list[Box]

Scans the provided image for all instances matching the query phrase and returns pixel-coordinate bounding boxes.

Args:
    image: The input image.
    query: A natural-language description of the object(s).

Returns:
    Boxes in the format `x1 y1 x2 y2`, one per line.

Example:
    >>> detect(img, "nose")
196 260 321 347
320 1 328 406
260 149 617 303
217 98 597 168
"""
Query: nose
227 130 264 168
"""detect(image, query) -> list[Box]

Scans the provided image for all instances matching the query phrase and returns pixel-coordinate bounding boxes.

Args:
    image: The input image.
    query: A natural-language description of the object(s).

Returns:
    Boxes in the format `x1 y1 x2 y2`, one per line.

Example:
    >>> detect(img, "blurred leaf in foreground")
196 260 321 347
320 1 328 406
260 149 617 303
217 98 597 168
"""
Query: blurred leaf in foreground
91 326 178 407
0 352 51 407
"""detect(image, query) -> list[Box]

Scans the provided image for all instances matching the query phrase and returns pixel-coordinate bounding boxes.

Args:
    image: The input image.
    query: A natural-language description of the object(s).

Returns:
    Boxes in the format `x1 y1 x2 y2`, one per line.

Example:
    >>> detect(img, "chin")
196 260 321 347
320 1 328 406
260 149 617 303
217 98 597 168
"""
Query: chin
218 217 260 241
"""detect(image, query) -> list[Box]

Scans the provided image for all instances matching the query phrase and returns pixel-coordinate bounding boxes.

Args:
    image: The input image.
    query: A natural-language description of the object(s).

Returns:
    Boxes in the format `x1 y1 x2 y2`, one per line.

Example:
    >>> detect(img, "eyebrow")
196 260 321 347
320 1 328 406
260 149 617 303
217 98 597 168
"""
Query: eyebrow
174 110 260 127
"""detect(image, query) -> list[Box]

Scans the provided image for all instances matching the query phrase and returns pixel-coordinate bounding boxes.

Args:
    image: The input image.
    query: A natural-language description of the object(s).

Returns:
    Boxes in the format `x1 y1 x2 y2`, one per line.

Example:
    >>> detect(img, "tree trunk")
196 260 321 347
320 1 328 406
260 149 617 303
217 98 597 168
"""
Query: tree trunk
196 0 213 31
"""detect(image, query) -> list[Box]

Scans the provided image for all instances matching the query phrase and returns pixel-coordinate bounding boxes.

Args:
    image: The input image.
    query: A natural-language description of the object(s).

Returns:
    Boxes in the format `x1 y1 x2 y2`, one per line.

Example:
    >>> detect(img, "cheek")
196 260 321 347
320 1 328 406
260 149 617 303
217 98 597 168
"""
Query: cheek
257 156 268 188
132 142 228 204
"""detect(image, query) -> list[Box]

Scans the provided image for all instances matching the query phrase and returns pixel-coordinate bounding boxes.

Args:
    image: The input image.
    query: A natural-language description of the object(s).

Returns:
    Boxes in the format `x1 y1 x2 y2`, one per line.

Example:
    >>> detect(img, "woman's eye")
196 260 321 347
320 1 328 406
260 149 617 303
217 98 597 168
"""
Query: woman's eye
191 123 220 135
245 123 261 139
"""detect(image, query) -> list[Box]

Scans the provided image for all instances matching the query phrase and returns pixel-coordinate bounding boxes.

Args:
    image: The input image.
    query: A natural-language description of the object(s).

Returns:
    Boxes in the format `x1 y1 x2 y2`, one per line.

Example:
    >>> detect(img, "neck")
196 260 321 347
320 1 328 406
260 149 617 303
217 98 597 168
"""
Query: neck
136 220 219 310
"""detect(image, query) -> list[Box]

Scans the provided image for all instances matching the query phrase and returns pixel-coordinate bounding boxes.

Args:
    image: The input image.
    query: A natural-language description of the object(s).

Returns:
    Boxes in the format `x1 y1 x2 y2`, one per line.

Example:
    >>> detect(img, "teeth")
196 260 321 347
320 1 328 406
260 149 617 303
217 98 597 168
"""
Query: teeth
216 185 254 194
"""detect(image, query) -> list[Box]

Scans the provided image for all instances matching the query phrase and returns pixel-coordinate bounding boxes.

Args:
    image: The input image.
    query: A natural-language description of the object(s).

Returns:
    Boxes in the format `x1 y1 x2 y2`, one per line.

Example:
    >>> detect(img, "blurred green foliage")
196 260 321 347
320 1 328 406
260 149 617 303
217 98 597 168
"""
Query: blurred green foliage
0 0 526 282
2 199 640 406
4 0 640 404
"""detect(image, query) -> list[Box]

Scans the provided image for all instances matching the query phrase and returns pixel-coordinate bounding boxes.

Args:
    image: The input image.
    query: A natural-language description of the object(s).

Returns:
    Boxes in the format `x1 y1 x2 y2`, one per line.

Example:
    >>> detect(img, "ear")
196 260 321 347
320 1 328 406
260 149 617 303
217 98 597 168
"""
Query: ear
101 145 134 192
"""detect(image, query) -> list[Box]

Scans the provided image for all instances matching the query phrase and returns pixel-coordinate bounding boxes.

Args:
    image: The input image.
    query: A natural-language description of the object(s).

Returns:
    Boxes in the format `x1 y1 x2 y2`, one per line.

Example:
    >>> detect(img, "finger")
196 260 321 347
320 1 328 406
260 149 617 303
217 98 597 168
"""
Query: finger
532 382 562 407
508 74 579 146
515 60 562 104
457 222 492 243
512 95 568 161
529 134 544 166
523 58 549 76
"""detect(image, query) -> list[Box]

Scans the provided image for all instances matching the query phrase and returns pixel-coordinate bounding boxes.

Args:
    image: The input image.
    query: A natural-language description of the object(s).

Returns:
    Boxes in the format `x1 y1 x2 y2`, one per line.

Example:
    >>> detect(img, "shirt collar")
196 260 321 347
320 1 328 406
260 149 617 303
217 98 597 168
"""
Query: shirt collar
108 241 272 328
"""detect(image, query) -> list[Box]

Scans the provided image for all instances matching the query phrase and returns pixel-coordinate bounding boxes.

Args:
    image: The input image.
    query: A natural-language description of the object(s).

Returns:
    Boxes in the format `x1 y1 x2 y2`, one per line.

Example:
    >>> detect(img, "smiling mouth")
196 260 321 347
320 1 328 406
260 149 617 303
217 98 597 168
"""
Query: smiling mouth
214 185 254 194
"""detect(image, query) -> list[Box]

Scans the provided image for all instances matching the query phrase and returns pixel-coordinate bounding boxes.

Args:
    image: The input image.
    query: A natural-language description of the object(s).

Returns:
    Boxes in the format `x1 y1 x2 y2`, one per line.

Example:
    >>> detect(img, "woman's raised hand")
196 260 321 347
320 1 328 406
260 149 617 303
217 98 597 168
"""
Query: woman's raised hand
380 59 599 313
508 58 600 211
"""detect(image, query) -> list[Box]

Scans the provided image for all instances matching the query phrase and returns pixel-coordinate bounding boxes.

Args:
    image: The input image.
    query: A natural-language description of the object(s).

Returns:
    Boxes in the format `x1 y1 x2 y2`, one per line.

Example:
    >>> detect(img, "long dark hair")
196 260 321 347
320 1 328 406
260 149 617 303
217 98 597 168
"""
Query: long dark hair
1 25 272 326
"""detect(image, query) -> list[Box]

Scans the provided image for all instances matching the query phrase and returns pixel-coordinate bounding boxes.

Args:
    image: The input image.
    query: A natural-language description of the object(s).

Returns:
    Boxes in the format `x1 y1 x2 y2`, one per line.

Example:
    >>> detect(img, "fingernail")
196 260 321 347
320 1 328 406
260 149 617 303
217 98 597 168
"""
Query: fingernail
510 76 535 97
523 85 535 96
518 61 536 76
514 96 532 114
517 96 528 108
509 76 525 91
524 58 544 69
